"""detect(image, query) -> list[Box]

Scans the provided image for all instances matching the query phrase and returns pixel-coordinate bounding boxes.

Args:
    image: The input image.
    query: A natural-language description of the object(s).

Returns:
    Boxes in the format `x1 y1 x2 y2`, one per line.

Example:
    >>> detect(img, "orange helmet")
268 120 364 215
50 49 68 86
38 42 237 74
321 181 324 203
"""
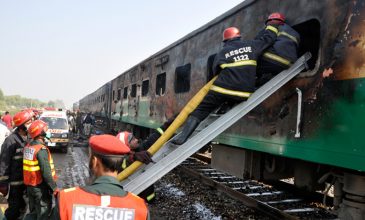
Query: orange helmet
266 13 285 24
28 120 48 139
13 110 33 127
223 27 241 42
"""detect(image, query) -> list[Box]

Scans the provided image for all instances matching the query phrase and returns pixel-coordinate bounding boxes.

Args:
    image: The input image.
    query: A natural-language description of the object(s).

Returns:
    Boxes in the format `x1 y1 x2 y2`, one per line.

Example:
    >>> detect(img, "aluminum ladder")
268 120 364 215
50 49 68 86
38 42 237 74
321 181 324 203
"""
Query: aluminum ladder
122 52 311 194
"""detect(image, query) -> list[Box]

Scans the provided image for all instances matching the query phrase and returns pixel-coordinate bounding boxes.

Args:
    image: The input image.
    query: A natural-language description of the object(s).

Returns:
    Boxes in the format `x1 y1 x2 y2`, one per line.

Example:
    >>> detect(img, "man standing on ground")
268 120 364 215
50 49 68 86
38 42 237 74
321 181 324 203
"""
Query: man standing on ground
0 110 33 219
23 120 58 220
51 135 149 220
2 112 12 130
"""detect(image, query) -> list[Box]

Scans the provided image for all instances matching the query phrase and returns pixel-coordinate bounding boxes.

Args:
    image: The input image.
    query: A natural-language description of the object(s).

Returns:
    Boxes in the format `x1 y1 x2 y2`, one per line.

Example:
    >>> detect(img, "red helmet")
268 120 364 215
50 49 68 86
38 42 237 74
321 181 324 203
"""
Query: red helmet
266 13 285 24
13 110 33 127
28 120 48 139
25 109 35 118
223 27 241 42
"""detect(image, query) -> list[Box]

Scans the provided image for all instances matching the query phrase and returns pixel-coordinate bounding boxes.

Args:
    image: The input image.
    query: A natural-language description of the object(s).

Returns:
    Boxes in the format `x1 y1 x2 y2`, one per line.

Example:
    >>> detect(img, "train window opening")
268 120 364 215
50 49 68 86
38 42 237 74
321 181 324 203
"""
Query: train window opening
131 84 137 98
292 19 320 72
206 54 217 82
123 87 128 99
112 90 115 101
156 72 166 96
175 63 191 93
117 88 121 101
142 80 149 96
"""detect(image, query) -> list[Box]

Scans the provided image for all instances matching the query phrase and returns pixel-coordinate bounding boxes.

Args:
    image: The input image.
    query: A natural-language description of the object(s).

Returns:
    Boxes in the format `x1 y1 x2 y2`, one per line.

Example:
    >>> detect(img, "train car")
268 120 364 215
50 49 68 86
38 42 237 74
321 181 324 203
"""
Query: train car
79 0 365 217
79 82 112 128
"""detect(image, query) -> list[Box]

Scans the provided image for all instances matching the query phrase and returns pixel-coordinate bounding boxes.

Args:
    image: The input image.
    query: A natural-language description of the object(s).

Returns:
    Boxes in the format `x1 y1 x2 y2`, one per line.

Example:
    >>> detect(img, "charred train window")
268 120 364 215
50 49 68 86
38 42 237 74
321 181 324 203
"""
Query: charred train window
131 84 137 98
156 72 166 96
123 87 128 99
292 19 320 71
175 63 191 93
142 80 149 96
117 88 121 101
206 54 217 82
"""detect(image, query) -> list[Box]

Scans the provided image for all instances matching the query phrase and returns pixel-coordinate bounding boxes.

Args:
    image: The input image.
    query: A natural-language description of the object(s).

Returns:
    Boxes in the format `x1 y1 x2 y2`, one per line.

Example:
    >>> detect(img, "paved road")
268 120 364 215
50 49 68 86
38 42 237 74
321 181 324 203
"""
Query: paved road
52 138 91 189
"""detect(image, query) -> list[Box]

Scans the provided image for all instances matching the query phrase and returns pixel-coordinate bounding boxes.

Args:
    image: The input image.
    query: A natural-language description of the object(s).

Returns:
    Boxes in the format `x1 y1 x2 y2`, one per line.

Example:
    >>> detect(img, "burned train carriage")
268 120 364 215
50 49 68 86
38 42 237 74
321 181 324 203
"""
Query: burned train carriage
79 0 365 217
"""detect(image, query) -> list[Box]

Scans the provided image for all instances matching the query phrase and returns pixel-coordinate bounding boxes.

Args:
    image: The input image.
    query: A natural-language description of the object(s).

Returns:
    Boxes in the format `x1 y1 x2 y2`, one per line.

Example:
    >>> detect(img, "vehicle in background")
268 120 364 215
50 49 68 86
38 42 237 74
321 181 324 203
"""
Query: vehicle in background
39 110 69 153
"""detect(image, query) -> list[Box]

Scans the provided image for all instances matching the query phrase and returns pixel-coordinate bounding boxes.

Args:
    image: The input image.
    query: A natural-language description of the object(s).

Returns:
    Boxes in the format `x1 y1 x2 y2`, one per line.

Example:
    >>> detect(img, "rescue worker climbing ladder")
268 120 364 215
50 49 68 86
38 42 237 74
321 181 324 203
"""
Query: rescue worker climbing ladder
256 12 300 86
171 23 279 145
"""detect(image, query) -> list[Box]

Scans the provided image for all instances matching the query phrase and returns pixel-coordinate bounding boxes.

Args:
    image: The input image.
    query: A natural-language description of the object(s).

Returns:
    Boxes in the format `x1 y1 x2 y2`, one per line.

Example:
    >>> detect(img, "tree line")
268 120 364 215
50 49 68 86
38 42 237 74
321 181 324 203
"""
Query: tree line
0 88 65 115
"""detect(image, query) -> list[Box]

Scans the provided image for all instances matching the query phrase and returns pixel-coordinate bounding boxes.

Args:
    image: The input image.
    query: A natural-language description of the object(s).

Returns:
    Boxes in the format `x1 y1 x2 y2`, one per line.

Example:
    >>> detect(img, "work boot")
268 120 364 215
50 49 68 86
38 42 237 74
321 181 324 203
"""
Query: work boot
171 116 200 145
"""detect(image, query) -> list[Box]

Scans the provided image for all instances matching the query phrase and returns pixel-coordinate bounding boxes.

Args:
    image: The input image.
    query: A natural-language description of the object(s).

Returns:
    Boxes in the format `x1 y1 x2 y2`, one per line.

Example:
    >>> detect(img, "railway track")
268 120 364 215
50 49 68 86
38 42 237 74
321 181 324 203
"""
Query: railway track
180 156 337 220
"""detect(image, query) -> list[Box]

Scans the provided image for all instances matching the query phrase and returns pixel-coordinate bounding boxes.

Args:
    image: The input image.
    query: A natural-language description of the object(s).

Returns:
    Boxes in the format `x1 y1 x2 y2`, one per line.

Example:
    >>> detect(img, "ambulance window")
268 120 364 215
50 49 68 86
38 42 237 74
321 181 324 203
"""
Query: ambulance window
123 87 128 99
142 80 149 96
206 54 217 82
292 19 320 71
175 63 191 93
156 72 166 96
131 84 137 98
117 88 121 101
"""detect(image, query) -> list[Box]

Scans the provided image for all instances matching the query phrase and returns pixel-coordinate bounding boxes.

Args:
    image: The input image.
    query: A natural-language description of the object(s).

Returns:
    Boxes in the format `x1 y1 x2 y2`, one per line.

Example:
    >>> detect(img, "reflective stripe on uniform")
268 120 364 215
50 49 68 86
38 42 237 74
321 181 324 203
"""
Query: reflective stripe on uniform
220 60 257 69
0 176 9 181
266 25 278 34
278 31 299 45
210 85 252 98
146 192 156 201
23 165 40 171
122 158 127 170
263 52 291 66
23 159 38 165
10 181 23 186
156 127 164 135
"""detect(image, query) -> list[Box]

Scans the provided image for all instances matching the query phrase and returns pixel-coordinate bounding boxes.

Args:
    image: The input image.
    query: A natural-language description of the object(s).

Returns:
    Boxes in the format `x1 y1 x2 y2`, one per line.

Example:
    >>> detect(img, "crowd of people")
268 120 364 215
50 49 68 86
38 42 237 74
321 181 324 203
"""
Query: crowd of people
0 12 299 220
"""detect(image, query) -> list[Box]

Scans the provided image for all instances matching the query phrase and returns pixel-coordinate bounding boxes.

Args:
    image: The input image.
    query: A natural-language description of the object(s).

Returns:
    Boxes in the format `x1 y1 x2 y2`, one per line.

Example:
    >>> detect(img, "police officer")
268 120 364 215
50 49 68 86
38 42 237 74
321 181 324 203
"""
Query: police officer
51 134 149 220
23 120 58 219
256 12 300 86
0 110 33 219
171 24 278 145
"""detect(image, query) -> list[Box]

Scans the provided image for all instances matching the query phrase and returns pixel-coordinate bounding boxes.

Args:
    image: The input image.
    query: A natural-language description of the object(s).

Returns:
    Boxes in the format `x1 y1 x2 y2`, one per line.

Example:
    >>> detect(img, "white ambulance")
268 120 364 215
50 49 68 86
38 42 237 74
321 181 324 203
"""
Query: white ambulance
39 110 69 153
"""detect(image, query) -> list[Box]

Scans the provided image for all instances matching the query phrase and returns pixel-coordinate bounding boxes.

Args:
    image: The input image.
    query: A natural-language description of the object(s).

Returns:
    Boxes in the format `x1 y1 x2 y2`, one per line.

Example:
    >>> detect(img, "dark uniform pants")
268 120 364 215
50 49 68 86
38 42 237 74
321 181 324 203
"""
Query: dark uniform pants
256 59 287 87
26 186 52 220
191 90 248 121
5 184 27 220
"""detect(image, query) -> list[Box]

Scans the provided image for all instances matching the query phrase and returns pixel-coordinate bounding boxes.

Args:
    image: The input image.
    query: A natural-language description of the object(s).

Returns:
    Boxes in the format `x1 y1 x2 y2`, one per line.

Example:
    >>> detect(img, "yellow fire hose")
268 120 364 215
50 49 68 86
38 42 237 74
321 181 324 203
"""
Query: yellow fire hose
118 76 217 181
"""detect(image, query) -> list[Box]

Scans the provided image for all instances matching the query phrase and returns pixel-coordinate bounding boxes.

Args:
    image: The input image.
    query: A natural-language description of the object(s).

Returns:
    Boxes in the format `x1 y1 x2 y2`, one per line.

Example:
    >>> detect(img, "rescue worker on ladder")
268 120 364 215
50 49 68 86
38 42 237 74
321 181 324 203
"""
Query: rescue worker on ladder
0 110 33 219
23 120 58 219
255 12 300 87
117 116 175 203
51 134 149 220
171 24 278 145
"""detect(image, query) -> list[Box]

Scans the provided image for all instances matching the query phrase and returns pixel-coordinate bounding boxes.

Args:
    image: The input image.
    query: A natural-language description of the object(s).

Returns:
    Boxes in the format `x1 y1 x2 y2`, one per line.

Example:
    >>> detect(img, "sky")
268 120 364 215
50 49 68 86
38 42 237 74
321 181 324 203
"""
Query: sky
0 0 244 108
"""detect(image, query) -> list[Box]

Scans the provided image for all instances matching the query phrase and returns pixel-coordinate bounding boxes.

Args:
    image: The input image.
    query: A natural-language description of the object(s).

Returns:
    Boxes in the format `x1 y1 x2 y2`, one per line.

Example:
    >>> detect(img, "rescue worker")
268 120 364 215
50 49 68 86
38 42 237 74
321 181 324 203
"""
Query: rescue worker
23 120 58 220
51 134 149 220
256 12 300 86
0 110 33 220
117 117 175 203
171 24 278 145
117 131 154 165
